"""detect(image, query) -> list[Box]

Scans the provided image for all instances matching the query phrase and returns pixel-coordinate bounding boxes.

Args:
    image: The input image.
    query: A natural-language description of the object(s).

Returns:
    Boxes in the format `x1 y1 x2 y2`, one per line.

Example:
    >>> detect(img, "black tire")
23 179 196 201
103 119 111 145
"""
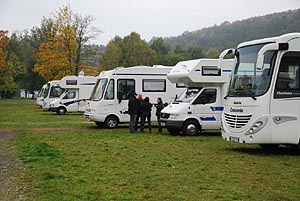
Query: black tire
167 128 180 136
182 120 201 136
56 107 66 115
104 115 118 128
259 144 279 152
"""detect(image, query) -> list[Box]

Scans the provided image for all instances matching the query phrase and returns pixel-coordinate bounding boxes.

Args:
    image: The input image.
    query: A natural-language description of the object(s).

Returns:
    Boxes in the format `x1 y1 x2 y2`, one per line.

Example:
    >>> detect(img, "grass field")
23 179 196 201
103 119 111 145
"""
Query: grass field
0 99 300 200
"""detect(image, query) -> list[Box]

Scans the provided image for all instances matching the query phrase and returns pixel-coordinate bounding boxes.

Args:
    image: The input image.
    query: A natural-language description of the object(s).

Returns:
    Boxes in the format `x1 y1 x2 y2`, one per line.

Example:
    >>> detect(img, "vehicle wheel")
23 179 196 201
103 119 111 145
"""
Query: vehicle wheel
167 128 180 136
95 122 104 128
182 120 200 136
56 107 66 115
259 144 279 152
104 115 118 128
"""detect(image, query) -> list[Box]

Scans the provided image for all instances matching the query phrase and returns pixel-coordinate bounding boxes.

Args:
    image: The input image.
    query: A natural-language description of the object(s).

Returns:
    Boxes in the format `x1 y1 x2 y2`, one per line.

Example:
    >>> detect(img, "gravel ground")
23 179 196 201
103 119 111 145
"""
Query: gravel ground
0 130 25 201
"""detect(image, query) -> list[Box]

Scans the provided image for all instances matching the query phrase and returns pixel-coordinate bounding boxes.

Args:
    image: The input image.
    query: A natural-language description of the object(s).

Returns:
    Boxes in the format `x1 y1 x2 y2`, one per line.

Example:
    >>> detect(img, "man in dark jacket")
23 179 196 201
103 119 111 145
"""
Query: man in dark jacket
128 92 138 133
155 97 164 132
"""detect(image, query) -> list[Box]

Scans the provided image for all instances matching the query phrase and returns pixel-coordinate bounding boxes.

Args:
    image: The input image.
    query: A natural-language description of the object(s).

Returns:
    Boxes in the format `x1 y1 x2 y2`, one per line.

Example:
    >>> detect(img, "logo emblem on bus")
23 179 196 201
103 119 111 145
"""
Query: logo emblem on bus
230 108 244 113
233 101 241 105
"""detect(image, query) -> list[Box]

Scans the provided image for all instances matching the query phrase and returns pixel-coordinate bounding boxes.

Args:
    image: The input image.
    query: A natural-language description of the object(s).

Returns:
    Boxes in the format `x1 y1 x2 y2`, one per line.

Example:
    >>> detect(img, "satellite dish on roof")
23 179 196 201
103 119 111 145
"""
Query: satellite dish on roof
79 71 85 76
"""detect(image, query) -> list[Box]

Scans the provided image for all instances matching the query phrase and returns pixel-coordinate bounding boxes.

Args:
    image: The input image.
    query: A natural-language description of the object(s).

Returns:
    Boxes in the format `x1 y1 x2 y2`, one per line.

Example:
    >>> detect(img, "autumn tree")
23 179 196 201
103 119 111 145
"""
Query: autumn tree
34 5 101 81
101 36 123 69
0 30 26 98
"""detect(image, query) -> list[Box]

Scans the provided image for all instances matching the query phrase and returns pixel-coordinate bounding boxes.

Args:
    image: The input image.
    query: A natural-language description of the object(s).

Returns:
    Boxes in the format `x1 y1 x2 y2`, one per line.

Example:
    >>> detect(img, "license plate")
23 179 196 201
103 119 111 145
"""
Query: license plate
229 136 239 143
161 122 166 127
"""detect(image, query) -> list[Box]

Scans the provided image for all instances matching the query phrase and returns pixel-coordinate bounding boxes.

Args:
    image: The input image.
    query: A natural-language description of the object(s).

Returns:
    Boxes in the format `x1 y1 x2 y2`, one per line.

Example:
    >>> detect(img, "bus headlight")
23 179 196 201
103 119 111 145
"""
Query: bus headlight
245 116 268 135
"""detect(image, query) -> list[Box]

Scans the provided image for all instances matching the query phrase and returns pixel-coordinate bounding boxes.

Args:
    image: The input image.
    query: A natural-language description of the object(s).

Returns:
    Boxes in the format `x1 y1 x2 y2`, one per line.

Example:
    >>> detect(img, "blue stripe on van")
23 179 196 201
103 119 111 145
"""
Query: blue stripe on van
200 116 216 121
210 106 224 111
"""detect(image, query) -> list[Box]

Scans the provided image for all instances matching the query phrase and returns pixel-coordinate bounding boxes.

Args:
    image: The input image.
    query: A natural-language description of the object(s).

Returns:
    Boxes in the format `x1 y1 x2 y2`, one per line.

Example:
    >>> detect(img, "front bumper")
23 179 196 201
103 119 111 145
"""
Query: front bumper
161 119 184 130
49 107 58 112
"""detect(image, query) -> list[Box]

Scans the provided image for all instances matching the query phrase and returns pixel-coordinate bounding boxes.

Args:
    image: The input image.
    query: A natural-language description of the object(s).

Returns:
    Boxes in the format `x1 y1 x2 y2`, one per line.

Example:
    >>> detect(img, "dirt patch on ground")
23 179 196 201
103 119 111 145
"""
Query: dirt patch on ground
0 130 25 201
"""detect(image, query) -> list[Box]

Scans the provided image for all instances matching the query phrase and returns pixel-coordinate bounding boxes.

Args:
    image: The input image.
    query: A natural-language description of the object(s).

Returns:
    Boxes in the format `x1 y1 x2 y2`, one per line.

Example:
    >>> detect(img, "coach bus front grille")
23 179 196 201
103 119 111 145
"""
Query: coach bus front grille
224 113 252 129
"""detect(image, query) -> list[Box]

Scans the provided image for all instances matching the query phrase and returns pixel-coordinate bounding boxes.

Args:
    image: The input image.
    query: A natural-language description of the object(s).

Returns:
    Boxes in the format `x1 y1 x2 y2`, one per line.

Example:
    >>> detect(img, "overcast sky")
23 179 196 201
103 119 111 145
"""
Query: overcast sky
1 0 299 45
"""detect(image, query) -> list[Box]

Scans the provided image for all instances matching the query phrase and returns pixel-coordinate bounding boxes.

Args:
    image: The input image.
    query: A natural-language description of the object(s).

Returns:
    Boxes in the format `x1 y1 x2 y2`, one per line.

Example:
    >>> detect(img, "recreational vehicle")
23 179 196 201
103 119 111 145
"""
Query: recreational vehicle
42 80 64 110
221 33 300 151
160 54 234 136
49 72 97 115
36 84 47 108
84 66 186 128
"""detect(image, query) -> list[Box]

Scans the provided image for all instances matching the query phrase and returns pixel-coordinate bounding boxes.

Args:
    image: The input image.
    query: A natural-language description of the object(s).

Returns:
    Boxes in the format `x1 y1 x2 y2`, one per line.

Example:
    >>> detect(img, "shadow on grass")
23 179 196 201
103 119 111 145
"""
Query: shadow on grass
226 146 300 156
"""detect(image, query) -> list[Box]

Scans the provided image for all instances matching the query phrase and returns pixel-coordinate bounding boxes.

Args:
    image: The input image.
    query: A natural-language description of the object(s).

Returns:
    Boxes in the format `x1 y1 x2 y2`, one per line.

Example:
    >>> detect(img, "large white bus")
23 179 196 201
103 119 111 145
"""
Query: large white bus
49 72 97 115
84 66 186 128
222 33 300 151
160 53 234 136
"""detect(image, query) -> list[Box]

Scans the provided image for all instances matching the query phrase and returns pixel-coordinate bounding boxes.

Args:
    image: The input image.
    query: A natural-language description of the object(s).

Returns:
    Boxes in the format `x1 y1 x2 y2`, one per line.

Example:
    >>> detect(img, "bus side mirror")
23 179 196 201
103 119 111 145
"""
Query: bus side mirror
256 55 264 70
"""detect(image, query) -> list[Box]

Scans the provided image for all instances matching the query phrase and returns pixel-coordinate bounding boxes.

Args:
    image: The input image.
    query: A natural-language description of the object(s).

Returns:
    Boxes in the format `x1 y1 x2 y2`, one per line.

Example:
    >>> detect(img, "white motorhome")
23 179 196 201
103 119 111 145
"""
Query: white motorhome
36 84 47 108
84 66 186 128
42 80 64 110
221 33 300 151
160 55 234 136
49 72 97 115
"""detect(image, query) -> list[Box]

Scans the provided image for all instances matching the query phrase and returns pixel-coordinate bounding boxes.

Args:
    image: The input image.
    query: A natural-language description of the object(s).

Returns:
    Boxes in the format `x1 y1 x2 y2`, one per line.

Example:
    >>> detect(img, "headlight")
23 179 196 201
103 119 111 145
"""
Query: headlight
245 116 268 135
169 113 179 119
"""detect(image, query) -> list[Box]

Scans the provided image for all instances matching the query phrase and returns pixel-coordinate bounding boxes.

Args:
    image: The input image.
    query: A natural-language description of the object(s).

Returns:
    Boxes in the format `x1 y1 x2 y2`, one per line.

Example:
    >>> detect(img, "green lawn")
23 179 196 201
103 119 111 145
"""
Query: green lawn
1 99 300 200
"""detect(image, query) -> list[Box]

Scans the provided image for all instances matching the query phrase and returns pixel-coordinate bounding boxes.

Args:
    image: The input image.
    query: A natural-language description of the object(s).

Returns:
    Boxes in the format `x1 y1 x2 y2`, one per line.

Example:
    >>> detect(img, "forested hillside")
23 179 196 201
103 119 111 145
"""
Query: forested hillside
163 9 300 51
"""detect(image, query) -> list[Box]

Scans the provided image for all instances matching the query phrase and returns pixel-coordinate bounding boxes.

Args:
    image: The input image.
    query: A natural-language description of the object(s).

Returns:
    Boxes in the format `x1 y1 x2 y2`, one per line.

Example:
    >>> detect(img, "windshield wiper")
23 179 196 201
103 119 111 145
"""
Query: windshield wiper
234 91 257 100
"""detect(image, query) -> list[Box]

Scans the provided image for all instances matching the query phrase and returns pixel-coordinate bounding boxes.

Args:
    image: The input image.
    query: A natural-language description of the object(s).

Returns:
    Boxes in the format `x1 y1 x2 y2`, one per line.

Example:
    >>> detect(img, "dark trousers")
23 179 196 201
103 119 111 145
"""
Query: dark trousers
157 115 162 132
141 115 151 133
135 114 141 131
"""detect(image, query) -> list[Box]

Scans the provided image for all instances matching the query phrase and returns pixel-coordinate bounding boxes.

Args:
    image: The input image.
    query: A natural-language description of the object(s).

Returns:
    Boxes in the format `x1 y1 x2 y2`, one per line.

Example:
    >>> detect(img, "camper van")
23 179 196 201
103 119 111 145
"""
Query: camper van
49 72 97 115
160 55 234 136
42 80 64 110
221 33 300 151
36 84 47 108
84 66 186 128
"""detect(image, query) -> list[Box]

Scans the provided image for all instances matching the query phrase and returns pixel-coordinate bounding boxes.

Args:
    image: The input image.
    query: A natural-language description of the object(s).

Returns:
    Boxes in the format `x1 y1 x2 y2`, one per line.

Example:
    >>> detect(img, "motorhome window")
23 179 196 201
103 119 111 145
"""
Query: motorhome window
63 90 76 99
227 43 276 97
142 79 166 92
176 83 186 88
104 79 114 100
117 79 135 100
66 80 77 85
202 66 220 76
275 52 300 98
176 88 201 103
90 78 108 101
193 89 217 105
49 86 65 98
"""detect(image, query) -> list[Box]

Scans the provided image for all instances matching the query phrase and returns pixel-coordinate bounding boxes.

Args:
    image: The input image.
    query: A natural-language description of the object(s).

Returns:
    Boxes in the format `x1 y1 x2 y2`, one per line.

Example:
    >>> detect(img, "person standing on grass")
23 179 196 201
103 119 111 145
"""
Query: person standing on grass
128 92 138 133
155 97 164 133
141 96 152 133
135 94 143 132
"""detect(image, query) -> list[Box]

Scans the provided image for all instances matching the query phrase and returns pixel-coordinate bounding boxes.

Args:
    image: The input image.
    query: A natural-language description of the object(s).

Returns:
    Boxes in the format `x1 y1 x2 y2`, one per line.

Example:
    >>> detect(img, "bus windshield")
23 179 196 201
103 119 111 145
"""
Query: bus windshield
90 78 108 101
227 43 277 97
175 88 201 103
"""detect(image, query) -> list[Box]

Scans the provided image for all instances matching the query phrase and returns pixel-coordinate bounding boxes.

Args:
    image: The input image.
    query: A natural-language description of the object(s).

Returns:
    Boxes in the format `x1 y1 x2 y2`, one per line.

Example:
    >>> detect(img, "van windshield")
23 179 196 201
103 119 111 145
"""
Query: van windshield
90 78 108 101
175 88 201 103
227 43 277 97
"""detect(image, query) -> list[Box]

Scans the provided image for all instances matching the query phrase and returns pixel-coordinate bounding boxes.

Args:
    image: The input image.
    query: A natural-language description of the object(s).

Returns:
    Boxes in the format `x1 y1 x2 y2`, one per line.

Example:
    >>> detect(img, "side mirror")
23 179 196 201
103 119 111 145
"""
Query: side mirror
256 54 264 70
219 48 236 59
256 43 288 70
